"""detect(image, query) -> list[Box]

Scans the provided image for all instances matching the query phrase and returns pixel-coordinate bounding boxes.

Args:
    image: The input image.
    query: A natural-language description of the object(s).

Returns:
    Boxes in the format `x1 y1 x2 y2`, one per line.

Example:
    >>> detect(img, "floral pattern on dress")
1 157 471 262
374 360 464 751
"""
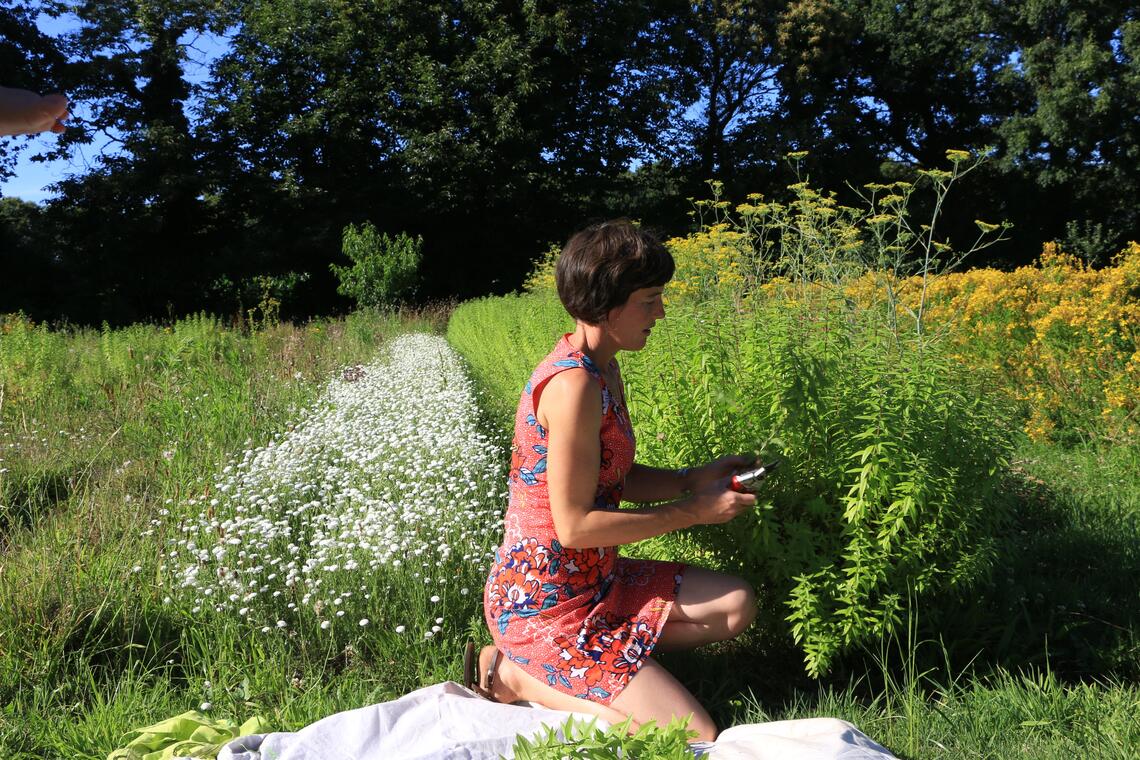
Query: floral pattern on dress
549 613 662 700
484 334 685 706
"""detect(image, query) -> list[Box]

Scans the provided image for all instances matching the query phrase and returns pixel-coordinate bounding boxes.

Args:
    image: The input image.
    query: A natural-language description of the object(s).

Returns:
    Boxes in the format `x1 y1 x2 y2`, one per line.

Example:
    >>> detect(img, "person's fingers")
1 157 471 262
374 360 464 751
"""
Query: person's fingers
49 109 68 133
38 94 69 132
0 91 69 135
41 93 68 116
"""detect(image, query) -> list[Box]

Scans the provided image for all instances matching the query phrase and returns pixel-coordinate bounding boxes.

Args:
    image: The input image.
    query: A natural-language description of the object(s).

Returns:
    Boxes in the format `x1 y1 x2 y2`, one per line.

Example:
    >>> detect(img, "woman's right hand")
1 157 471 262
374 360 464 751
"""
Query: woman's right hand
686 478 756 525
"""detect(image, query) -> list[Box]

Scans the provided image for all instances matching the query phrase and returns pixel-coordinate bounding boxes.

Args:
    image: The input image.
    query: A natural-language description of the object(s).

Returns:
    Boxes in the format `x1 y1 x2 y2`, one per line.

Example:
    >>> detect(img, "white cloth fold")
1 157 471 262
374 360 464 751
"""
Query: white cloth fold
216 681 896 760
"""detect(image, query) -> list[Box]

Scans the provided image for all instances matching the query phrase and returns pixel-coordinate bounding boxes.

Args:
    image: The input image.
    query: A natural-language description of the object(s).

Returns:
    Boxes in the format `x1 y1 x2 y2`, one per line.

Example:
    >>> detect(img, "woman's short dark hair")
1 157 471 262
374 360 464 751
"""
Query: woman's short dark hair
555 219 674 325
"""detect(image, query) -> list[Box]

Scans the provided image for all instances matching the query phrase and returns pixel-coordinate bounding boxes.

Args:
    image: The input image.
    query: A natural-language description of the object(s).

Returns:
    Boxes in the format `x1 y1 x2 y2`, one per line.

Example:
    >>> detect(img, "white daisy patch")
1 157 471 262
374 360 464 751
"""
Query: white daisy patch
159 334 507 636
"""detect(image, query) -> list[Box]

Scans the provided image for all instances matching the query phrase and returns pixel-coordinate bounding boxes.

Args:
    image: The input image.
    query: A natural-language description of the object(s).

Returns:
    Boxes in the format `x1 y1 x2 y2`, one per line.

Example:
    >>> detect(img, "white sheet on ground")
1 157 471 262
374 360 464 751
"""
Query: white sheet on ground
216 681 896 760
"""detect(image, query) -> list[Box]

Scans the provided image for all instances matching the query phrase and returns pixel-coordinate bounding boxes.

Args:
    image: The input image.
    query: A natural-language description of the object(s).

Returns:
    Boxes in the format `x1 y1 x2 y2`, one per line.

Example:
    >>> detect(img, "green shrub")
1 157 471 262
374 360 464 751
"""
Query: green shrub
331 223 422 310
447 288 1015 678
626 300 1014 676
446 292 571 431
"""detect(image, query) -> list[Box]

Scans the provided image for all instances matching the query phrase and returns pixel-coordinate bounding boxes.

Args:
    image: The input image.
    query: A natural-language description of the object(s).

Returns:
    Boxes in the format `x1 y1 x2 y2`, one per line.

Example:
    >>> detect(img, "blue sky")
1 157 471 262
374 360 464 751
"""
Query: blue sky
1 133 74 203
1 9 228 204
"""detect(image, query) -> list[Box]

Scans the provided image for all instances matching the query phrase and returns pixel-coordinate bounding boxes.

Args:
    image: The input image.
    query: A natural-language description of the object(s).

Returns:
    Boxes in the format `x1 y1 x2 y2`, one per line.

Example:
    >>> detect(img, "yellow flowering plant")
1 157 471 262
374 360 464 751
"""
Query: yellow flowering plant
914 241 1140 445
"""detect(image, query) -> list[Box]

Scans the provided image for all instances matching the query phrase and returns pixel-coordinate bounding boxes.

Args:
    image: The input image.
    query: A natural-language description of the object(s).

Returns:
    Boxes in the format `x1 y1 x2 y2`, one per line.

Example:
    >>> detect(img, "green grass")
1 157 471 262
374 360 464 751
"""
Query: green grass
649 438 1140 758
0 308 479 758
2 304 1139 759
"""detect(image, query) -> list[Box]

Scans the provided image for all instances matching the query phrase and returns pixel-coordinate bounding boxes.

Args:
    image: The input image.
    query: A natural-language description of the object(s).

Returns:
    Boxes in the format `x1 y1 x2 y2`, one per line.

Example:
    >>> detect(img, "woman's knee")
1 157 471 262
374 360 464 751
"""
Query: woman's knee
688 712 719 742
726 581 757 637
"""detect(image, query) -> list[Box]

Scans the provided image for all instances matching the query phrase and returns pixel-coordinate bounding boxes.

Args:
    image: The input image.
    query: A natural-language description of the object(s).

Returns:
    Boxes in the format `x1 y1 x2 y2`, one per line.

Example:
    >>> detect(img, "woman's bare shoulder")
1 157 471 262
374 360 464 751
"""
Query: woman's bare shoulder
536 367 601 427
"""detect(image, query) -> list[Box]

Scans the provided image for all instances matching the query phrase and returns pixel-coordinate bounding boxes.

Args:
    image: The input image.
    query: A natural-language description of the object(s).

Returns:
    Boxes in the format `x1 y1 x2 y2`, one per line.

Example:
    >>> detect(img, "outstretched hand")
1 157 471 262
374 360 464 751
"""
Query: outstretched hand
688 476 757 525
688 454 756 491
0 87 69 137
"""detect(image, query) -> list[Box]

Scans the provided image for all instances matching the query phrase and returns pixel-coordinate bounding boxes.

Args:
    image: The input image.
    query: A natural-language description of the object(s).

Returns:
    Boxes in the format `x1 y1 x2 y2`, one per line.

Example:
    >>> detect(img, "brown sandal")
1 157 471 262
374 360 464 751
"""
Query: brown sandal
462 641 500 698
483 647 500 693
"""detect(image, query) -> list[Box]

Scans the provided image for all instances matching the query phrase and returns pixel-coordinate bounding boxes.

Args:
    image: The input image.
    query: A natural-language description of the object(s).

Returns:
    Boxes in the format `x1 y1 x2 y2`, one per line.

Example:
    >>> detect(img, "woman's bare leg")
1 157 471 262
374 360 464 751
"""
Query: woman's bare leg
474 568 752 742
477 645 631 726
481 648 716 741
656 567 757 651
609 658 718 741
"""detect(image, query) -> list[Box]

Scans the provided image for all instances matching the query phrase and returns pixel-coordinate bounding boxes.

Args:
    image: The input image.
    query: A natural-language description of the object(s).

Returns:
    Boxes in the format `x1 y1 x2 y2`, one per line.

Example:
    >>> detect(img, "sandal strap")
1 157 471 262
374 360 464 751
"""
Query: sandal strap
484 648 501 692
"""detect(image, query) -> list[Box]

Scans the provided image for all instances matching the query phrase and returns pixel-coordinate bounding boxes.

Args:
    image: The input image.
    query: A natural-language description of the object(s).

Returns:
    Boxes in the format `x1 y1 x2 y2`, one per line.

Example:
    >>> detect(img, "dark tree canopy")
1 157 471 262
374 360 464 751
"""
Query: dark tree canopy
1 0 1137 323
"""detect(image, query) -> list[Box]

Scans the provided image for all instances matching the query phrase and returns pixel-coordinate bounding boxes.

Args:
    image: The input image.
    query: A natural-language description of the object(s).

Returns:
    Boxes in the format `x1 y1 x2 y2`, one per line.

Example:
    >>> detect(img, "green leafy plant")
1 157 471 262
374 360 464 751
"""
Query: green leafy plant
510 715 697 759
331 223 422 310
629 301 1014 677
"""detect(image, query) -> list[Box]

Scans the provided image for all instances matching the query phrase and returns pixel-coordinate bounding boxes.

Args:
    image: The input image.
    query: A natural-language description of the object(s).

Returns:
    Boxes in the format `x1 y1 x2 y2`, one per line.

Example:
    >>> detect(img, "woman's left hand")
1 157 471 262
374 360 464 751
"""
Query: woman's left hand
687 454 756 491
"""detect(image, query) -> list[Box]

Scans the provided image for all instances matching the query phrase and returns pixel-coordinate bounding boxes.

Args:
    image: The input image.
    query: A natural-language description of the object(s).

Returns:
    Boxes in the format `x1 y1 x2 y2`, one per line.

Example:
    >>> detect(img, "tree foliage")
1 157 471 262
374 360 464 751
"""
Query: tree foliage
332 224 421 310
2 0 1138 323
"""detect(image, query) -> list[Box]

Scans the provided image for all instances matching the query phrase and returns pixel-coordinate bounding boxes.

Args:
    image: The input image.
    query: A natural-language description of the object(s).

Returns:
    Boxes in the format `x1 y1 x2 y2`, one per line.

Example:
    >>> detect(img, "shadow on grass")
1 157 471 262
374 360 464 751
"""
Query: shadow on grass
0 468 75 542
658 453 1140 734
916 463 1140 683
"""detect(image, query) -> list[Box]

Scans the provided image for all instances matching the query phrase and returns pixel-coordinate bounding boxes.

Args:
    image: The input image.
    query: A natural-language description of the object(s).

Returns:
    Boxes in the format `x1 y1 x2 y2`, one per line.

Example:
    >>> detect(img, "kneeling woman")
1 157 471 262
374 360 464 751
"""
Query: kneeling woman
470 220 758 741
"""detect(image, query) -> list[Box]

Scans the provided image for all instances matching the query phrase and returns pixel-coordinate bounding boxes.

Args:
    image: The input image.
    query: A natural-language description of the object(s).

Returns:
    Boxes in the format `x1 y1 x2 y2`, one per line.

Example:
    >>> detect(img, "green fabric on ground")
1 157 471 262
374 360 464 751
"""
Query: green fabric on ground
106 710 270 760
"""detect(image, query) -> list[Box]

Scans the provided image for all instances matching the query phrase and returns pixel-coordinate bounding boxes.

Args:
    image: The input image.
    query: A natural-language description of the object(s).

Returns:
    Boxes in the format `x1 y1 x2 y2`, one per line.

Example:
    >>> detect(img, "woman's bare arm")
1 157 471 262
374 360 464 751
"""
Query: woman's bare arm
621 463 693 503
540 370 754 549
623 454 757 504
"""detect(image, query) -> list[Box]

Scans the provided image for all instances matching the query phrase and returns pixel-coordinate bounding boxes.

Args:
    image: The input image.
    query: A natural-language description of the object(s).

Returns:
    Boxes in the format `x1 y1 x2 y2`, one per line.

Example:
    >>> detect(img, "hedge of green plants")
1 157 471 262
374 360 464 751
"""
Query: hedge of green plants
448 287 1015 676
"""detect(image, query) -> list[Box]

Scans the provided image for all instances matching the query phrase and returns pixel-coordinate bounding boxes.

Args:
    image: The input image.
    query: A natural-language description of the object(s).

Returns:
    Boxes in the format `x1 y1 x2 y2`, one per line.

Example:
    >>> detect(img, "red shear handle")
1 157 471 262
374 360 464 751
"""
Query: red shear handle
729 460 781 493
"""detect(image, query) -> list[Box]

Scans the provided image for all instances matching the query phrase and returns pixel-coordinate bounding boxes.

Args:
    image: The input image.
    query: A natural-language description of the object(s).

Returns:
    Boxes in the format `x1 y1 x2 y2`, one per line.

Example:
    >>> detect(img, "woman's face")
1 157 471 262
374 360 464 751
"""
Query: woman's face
606 285 666 350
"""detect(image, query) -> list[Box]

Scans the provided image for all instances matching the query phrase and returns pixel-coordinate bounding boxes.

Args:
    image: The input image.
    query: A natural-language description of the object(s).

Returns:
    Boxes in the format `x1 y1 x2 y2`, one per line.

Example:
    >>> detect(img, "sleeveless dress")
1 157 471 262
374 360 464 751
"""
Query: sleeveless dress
483 334 686 706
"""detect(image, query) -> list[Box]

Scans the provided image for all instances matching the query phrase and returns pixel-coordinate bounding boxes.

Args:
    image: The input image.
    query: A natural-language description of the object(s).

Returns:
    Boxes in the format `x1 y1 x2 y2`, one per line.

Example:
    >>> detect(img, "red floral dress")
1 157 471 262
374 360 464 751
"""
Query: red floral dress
483 334 685 705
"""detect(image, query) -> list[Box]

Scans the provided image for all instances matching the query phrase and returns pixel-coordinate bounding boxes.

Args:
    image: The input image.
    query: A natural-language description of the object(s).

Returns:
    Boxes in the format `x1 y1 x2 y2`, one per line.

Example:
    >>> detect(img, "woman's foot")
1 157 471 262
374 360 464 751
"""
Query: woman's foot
474 645 635 731
477 645 523 703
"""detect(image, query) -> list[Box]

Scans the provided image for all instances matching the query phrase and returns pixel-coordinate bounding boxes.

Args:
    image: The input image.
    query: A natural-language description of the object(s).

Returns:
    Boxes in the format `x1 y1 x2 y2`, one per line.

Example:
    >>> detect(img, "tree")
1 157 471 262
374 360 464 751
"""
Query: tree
0 197 60 318
672 0 785 179
35 0 229 323
198 0 691 303
0 1 69 184
764 0 1139 263
998 1 1140 260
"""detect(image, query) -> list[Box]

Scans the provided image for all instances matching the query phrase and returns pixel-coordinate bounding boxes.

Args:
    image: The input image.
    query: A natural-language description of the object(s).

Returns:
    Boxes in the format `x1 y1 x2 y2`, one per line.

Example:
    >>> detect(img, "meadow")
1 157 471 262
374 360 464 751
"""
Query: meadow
0 310 513 757
2 171 1139 757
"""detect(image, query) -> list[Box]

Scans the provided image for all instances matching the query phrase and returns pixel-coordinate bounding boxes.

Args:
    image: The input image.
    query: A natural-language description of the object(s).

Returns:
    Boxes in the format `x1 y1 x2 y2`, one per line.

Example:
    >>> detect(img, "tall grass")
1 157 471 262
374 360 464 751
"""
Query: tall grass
445 292 572 432
0 310 503 758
